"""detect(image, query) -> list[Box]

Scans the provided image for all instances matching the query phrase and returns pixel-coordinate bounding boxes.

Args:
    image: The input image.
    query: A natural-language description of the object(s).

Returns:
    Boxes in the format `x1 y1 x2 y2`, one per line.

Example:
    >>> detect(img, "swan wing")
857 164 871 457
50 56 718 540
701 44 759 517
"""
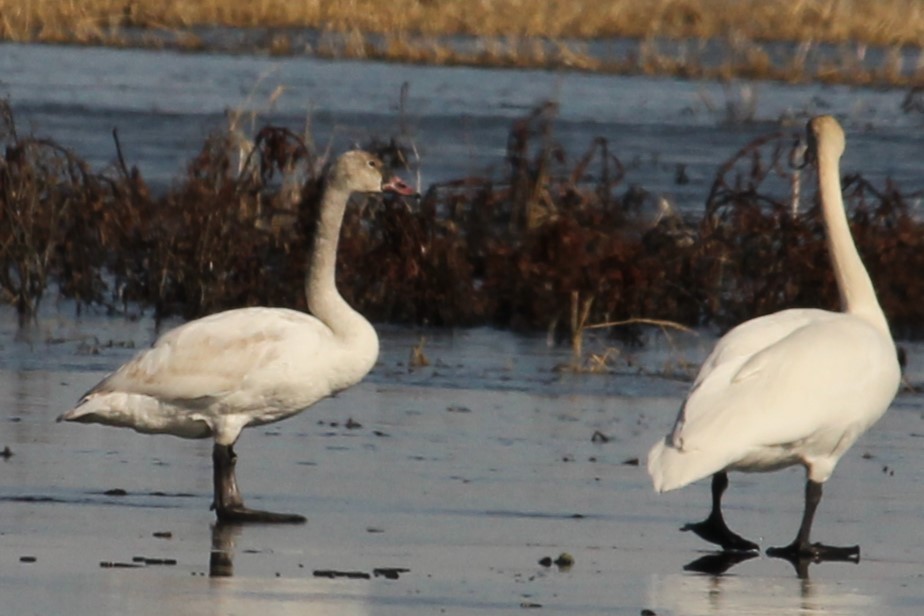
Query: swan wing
666 308 835 443
692 308 835 389
675 314 898 460
84 307 329 406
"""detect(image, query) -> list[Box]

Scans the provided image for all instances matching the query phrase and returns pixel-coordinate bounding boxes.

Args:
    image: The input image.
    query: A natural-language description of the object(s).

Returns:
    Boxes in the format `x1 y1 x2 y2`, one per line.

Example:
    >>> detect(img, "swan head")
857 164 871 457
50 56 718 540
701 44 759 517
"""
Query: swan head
328 150 415 196
806 115 845 163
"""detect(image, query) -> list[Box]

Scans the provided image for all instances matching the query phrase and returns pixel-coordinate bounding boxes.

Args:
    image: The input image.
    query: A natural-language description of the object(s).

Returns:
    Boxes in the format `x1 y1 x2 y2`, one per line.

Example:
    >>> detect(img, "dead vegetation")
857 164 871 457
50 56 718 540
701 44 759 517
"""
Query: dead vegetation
2 99 924 340
0 104 109 317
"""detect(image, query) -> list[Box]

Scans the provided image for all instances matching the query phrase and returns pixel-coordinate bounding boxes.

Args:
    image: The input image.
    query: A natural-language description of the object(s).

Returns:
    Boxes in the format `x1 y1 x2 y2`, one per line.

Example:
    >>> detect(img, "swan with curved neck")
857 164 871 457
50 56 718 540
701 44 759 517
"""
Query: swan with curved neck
647 116 900 564
59 150 414 523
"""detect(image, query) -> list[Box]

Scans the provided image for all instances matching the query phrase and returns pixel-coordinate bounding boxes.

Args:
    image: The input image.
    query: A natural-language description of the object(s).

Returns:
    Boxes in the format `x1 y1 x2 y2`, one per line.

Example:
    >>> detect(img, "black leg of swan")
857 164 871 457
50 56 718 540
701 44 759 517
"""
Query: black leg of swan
766 480 859 563
681 472 759 552
211 444 306 524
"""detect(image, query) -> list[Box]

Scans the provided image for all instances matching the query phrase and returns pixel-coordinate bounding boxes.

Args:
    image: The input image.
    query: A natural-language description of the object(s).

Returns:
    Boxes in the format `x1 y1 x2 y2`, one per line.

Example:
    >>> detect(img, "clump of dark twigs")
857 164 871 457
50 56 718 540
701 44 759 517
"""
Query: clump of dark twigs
2 98 924 340
0 102 110 317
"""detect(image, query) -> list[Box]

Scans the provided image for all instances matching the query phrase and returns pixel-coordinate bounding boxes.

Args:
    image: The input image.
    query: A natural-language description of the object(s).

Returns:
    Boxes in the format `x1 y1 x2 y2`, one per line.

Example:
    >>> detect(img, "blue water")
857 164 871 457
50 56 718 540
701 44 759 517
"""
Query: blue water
1 42 921 215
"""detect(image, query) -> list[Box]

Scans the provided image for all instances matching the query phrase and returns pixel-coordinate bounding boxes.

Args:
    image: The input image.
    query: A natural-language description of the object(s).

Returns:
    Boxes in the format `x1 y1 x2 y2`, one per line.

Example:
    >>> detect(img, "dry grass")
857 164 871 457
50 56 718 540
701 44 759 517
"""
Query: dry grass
2 0 924 47
2 1 923 86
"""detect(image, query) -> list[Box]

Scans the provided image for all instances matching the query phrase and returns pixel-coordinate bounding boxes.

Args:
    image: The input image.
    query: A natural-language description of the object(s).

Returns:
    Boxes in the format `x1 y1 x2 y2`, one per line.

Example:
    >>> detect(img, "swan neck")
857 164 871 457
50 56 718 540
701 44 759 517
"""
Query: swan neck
305 184 352 328
818 148 890 334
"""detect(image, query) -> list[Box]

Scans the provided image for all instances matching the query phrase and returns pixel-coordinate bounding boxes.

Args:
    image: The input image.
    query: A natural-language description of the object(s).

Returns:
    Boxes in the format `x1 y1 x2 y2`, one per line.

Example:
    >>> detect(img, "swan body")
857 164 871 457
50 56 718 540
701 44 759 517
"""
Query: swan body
59 150 413 522
649 307 897 489
647 116 901 560
63 306 377 444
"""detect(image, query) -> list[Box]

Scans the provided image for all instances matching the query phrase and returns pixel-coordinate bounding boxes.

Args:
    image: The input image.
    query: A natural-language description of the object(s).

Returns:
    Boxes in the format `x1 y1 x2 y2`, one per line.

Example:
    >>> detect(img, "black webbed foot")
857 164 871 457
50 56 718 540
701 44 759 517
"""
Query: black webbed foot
766 541 859 563
682 471 759 552
213 504 306 524
212 443 306 524
682 513 759 552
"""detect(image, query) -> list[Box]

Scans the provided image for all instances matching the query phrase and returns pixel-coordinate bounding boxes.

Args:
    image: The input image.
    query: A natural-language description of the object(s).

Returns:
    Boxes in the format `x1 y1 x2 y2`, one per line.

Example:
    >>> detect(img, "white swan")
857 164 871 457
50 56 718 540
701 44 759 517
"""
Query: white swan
647 116 901 561
58 150 414 523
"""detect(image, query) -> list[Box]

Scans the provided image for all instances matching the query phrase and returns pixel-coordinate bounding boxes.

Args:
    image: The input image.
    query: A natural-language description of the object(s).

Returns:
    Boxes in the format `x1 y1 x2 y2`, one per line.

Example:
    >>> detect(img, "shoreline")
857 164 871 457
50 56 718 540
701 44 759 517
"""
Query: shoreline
3 0 924 88
3 29 923 89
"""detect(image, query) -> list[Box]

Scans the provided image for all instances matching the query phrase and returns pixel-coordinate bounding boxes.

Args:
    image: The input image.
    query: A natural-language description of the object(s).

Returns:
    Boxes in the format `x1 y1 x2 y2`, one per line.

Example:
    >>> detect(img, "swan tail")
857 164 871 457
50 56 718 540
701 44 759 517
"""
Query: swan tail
647 437 729 493
57 394 127 425
57 393 211 439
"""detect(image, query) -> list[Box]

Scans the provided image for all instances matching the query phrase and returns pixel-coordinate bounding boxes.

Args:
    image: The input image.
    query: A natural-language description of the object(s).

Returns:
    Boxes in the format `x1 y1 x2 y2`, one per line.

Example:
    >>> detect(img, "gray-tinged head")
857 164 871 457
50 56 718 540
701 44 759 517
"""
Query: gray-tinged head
327 150 415 196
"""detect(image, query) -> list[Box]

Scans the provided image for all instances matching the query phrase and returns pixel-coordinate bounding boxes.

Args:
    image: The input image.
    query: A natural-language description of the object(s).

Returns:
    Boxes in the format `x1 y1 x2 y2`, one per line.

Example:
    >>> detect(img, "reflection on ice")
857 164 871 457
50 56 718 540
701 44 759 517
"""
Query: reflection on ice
209 522 239 577
683 550 758 576
682 548 858 579
648 567 881 615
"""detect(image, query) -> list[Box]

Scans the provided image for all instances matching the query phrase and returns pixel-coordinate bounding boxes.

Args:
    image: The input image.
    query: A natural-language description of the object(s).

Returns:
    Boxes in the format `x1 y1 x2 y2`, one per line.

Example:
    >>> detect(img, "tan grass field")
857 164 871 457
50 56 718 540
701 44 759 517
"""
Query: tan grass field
2 0 922 46
1 1 922 85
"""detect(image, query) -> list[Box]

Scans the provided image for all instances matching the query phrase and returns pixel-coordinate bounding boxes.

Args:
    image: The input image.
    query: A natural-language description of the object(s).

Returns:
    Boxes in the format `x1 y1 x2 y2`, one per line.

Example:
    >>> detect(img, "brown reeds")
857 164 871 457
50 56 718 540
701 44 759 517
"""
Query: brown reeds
3 100 924 340
0 101 110 318
114 124 323 319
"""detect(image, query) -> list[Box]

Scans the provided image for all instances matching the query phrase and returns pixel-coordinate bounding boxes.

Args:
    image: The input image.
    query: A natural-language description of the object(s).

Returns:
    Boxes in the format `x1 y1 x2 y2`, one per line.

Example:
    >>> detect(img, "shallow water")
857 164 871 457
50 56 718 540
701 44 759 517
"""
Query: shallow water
3 306 924 614
1 43 922 213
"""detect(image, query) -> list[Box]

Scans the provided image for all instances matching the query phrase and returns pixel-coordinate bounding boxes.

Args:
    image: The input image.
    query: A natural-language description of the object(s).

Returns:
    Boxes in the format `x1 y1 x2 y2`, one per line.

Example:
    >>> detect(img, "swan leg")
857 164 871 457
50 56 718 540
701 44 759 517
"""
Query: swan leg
766 480 859 563
681 472 759 552
211 443 306 524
